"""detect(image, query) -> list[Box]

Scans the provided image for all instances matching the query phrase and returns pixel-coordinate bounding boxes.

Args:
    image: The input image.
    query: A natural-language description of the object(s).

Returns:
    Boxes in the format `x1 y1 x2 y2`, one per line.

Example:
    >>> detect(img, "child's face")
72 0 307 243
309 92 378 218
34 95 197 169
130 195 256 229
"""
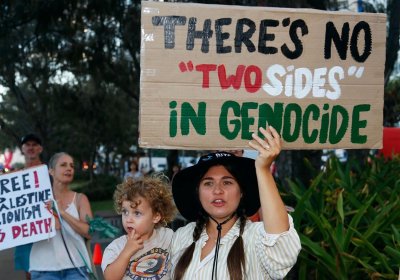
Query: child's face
121 196 161 241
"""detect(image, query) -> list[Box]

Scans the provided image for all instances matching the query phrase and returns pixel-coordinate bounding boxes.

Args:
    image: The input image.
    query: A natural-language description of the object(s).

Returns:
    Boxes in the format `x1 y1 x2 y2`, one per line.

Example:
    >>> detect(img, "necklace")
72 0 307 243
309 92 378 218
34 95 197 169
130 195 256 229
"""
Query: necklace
209 214 236 280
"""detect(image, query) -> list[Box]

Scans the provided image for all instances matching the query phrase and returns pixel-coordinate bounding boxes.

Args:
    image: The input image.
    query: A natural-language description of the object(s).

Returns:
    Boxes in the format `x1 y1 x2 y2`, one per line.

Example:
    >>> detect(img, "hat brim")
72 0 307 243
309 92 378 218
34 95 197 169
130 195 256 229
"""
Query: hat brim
21 134 42 146
172 156 260 222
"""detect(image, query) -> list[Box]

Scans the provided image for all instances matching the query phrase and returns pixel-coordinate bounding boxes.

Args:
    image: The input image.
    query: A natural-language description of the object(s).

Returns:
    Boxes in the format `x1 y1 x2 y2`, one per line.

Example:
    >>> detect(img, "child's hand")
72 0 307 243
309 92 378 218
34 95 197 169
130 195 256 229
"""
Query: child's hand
124 229 144 256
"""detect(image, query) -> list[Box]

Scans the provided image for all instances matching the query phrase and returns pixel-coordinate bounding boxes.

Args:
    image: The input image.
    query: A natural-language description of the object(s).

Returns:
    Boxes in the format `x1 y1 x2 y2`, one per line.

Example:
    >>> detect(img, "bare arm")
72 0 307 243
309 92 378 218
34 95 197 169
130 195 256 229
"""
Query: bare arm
104 231 144 280
58 193 93 239
249 126 289 234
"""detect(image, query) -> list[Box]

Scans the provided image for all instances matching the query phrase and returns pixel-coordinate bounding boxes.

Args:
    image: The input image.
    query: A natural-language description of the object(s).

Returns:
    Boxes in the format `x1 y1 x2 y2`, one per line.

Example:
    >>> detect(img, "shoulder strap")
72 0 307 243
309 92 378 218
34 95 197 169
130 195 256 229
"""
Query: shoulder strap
75 193 83 208
72 192 77 204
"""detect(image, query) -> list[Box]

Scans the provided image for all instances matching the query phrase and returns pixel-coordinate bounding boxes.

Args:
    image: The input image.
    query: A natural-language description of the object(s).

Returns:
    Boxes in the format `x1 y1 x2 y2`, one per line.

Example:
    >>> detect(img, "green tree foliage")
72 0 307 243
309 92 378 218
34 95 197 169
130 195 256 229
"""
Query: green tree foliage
0 0 140 173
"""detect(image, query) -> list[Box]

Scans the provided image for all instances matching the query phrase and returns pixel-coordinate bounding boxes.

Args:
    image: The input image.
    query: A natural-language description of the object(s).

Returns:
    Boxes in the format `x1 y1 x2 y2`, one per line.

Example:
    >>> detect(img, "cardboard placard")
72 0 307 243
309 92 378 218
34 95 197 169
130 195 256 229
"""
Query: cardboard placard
0 165 56 251
140 1 386 150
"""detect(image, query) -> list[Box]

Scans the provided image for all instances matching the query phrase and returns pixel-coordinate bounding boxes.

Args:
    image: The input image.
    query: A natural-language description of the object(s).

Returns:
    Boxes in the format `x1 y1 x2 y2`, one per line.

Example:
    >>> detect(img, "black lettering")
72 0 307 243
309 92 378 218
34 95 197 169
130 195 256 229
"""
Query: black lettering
350 21 372 62
235 18 256 53
187 17 213 53
281 19 308 59
152 16 187 49
215 18 232 54
22 173 30 190
324 22 349 60
258 19 279 55
0 179 11 195
11 176 20 191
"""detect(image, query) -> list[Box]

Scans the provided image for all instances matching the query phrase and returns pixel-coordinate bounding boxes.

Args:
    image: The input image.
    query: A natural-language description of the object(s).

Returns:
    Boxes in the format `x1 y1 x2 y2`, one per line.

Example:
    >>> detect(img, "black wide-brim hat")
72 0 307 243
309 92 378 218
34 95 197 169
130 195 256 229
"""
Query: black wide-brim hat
172 152 260 222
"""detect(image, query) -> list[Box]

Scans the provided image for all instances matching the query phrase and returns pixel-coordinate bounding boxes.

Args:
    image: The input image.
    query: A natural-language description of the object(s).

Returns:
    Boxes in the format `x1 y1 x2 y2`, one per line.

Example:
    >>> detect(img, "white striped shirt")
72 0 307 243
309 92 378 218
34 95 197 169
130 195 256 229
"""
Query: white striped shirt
169 215 301 279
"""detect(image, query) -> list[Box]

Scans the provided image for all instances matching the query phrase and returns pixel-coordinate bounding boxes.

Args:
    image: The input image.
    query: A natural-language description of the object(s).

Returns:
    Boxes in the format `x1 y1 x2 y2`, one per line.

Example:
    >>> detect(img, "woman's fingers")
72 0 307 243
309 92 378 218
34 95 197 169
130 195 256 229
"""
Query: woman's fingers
248 126 282 163
268 126 282 147
250 130 268 150
250 126 280 150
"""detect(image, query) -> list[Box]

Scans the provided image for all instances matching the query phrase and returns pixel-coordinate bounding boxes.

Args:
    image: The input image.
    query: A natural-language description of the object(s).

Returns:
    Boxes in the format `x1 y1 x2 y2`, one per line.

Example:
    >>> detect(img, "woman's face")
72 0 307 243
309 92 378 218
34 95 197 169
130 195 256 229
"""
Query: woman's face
50 154 74 184
199 165 242 223
130 162 137 171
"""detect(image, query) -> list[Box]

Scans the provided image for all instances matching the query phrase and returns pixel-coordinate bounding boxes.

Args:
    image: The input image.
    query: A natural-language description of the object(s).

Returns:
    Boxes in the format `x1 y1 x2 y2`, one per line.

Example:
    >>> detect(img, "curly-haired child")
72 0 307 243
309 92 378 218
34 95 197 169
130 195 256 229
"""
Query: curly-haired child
101 175 177 280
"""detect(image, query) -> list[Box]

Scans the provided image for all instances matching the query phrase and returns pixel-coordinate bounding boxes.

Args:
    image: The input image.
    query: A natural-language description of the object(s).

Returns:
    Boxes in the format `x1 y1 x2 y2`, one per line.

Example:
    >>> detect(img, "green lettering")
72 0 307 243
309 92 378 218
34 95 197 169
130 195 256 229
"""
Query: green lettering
283 103 302 142
241 102 258 140
181 102 206 136
220 101 241 140
303 104 319 143
351 104 370 143
319 104 330 143
258 103 283 135
169 101 177 137
329 105 349 144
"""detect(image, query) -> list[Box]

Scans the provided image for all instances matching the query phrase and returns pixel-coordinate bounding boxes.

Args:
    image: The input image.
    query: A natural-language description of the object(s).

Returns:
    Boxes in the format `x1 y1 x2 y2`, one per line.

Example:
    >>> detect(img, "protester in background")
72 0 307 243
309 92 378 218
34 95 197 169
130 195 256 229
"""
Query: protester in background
14 133 44 280
170 126 301 279
171 163 181 180
20 133 43 168
102 175 177 280
124 160 144 180
29 152 93 280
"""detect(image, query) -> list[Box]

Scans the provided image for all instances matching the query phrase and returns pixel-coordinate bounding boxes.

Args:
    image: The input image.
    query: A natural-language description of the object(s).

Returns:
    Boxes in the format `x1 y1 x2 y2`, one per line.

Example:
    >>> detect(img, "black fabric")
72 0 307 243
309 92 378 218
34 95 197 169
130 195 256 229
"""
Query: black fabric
20 133 42 145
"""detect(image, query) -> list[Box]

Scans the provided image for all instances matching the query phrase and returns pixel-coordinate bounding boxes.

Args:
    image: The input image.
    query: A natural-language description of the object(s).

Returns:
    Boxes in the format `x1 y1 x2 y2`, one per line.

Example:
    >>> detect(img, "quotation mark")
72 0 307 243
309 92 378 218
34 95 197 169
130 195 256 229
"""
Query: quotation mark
347 66 364 78
179 61 194 72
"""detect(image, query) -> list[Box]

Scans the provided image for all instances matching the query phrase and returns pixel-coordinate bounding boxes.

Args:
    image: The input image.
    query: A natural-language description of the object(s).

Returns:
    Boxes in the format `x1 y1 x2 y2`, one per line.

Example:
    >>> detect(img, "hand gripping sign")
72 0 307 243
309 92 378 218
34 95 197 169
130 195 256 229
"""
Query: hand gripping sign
0 165 56 251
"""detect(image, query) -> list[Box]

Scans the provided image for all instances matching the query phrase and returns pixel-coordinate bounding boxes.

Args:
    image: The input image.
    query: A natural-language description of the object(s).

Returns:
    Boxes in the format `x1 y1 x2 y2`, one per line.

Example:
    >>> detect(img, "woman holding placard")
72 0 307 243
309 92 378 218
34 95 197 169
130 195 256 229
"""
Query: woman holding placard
29 152 93 280
170 126 301 279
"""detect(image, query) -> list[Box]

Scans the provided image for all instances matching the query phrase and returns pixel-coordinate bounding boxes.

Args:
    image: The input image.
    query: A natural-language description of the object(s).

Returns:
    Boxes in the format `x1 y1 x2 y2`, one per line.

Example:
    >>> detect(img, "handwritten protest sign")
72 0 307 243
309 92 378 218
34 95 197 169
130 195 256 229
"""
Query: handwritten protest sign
139 2 386 150
0 165 55 251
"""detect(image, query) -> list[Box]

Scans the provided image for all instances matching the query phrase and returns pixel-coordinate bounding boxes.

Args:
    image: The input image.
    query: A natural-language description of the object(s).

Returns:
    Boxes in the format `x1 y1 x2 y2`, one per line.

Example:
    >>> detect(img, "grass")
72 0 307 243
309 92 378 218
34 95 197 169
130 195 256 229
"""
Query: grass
91 200 115 213
69 179 115 213
70 179 91 190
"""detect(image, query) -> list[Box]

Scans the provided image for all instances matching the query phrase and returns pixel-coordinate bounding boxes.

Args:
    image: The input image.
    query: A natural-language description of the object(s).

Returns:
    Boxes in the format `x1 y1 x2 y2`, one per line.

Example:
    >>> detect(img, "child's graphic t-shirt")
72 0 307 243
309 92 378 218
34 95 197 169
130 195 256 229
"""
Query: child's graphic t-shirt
102 227 173 280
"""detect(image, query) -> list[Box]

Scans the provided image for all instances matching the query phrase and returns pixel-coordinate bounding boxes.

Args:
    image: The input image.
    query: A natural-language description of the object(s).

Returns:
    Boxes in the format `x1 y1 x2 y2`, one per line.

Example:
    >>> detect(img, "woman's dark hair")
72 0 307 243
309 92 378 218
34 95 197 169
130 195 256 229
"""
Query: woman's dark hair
173 163 248 280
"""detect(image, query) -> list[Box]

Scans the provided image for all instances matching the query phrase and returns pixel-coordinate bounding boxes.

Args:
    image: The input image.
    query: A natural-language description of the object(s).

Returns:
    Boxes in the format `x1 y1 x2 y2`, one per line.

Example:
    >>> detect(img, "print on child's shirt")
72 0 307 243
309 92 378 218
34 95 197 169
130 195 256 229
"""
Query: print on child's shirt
126 247 169 280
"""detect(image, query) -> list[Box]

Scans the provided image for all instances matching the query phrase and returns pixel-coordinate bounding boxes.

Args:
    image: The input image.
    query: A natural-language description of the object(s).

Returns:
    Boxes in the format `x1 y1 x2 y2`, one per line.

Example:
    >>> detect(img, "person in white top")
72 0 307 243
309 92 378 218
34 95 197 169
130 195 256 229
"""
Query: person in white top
102 175 177 280
170 126 301 280
29 152 93 280
124 160 144 180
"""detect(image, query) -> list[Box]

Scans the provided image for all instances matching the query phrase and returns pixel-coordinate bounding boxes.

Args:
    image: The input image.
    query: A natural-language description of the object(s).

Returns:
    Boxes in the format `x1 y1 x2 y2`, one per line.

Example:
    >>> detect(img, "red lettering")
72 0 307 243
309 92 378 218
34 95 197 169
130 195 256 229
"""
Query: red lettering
0 230 6 242
44 218 52 233
11 218 53 239
196 64 217 88
12 225 22 238
30 222 38 235
21 223 28 237
35 220 44 234
194 63 262 93
218 64 245 90
244 65 262 93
